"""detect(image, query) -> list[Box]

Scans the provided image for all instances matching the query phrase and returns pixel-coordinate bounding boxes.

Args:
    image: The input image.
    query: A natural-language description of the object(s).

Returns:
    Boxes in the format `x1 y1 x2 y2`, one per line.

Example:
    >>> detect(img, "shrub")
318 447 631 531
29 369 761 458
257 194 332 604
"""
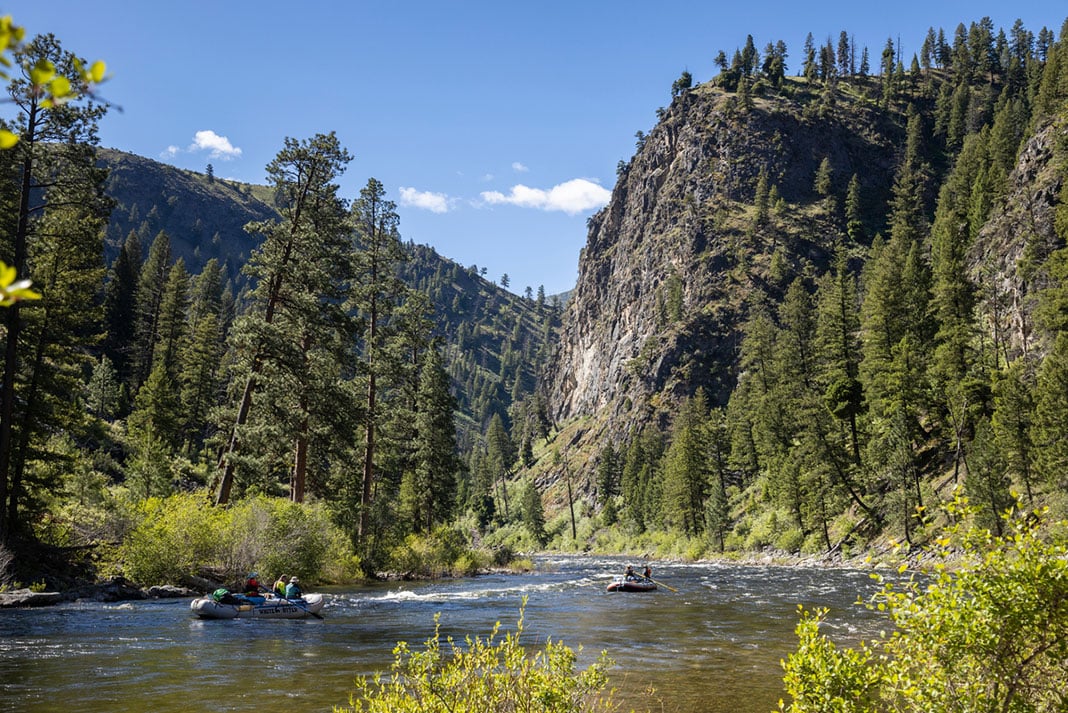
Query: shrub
120 492 225 585
120 492 354 586
388 526 482 577
337 601 620 713
781 493 1068 713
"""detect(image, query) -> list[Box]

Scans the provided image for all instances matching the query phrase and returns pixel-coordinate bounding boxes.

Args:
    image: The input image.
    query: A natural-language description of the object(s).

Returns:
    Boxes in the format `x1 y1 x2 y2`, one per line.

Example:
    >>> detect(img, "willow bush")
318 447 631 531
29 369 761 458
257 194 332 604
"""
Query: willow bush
780 492 1068 713
119 492 354 586
337 602 621 713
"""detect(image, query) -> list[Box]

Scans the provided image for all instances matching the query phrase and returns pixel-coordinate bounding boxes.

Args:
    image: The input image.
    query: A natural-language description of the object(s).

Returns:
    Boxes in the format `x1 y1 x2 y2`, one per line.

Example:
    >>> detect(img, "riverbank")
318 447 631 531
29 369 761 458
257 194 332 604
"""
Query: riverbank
0 577 196 608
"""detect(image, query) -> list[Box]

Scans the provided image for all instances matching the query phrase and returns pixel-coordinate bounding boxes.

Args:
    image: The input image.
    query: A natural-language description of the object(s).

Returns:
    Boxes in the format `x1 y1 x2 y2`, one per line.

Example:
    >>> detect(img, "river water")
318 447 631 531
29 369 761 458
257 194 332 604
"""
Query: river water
0 555 890 713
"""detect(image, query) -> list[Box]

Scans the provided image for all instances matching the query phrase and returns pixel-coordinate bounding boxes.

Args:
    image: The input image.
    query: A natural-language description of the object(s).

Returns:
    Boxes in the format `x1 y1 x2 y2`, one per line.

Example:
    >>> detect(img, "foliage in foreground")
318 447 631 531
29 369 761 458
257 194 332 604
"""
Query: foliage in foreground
780 493 1068 713
337 602 620 713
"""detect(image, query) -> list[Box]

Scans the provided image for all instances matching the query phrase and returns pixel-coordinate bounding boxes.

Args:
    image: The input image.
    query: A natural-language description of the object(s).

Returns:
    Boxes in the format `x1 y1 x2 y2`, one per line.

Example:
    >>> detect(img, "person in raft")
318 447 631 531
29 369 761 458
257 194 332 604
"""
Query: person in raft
643 565 652 580
285 576 303 599
273 574 288 598
243 572 263 596
624 565 636 580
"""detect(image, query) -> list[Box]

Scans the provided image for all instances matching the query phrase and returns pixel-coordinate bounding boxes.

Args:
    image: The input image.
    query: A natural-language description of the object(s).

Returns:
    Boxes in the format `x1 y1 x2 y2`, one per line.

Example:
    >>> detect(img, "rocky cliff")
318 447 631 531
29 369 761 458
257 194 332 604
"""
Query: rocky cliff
969 120 1067 358
546 81 903 439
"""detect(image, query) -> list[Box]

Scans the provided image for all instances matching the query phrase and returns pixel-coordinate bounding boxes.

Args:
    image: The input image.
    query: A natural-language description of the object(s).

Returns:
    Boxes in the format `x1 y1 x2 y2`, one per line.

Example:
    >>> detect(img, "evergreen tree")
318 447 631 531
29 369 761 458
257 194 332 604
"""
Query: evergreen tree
705 407 731 551
86 356 120 420
130 231 172 391
404 345 460 533
990 360 1037 504
661 390 709 536
0 34 110 540
845 174 864 242
101 231 141 387
215 132 353 506
595 442 620 507
520 479 547 546
350 177 409 547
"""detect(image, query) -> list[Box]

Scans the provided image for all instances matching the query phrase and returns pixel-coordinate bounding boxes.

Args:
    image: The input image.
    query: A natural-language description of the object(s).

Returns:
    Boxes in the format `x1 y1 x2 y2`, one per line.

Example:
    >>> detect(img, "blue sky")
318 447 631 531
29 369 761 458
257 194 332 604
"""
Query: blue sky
8 1 1067 295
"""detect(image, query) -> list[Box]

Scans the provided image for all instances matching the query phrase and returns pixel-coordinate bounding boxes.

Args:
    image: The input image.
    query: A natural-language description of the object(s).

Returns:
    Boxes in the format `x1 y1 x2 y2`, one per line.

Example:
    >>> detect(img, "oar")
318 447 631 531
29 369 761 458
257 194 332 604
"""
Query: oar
278 594 323 620
648 577 678 593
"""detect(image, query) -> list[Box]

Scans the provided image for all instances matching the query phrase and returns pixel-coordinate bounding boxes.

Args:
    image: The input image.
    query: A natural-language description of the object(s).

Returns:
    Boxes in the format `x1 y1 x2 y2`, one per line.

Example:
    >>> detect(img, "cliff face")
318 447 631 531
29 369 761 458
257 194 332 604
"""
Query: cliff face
969 120 1067 358
546 83 901 436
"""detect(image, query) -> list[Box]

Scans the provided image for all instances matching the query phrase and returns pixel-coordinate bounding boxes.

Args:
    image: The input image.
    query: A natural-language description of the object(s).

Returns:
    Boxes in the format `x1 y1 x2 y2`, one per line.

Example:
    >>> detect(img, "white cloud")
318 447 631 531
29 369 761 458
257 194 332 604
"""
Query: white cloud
400 186 451 214
480 178 610 215
189 130 243 159
161 130 243 161
512 161 529 173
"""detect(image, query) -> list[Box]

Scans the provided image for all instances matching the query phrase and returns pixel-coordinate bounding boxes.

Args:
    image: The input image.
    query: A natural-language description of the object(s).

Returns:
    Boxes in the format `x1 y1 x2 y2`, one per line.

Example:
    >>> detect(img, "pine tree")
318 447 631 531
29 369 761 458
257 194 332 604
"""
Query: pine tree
130 231 172 391
520 479 547 546
0 34 109 541
215 132 353 506
102 231 141 387
405 345 460 533
86 356 120 420
661 390 709 536
350 176 410 545
705 407 731 551
991 360 1037 504
845 174 865 242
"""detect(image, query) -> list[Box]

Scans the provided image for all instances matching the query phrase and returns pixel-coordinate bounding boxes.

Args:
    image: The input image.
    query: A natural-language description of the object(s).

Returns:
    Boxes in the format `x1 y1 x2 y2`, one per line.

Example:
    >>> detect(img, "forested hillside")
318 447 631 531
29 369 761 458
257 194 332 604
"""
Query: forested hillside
532 16 1068 556
3 16 1068 588
95 149 558 445
1 47 553 575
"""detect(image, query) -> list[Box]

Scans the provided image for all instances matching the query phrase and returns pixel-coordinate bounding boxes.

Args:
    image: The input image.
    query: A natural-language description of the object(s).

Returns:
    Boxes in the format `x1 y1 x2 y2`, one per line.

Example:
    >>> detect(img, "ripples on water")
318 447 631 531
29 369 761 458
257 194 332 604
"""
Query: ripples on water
0 556 891 713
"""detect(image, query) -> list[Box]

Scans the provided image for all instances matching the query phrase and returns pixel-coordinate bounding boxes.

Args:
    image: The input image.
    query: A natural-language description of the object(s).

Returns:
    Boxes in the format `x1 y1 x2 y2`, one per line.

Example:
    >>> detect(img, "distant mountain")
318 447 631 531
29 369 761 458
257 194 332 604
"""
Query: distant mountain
97 149 276 281
95 149 556 447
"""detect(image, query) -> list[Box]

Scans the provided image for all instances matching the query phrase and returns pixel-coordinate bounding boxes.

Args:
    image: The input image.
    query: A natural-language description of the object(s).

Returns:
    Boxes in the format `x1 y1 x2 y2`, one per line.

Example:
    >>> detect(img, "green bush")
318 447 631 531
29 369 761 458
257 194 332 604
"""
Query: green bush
781 493 1068 713
119 492 354 586
337 601 620 713
388 526 482 577
120 492 225 585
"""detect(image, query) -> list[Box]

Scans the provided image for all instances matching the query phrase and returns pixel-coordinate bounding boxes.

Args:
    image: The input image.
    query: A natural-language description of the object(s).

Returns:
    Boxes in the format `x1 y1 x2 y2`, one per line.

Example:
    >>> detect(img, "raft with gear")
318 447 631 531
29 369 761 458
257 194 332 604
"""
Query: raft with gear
189 591 326 619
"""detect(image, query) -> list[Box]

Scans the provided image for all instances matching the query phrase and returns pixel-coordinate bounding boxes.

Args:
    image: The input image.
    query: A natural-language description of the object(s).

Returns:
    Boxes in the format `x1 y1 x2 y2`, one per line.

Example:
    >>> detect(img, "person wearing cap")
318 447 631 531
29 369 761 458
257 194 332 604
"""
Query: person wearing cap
243 572 262 595
272 574 288 597
285 576 303 599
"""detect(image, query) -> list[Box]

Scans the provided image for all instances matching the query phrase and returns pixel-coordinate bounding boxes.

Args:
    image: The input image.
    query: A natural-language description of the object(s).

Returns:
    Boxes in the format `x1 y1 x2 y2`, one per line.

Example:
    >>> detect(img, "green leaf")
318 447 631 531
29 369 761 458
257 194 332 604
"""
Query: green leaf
29 58 55 86
49 75 71 98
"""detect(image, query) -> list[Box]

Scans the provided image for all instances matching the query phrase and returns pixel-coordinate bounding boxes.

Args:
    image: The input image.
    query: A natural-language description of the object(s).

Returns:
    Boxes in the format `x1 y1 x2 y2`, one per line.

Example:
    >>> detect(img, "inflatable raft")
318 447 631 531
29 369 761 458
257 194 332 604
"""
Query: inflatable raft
190 593 325 619
606 577 657 593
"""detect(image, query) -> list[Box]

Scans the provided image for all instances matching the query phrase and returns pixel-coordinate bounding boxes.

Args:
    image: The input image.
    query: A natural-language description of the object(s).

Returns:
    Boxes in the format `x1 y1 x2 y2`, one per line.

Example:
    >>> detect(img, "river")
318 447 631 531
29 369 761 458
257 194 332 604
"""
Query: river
0 555 890 713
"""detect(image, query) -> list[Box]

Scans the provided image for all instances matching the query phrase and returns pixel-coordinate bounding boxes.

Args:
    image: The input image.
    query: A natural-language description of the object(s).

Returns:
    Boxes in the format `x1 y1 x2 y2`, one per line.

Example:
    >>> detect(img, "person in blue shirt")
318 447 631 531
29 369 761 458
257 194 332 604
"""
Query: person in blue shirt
285 576 303 599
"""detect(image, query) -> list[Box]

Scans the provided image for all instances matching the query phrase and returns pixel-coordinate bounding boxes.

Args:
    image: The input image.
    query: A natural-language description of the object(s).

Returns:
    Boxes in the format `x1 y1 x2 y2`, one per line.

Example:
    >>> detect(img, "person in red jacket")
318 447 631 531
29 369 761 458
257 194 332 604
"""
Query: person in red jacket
243 572 262 596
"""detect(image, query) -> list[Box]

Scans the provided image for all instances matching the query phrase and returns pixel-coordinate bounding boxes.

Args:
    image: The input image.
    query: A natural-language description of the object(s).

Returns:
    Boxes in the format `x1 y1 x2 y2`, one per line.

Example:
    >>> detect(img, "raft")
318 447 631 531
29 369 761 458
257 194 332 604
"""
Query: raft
606 577 657 593
190 593 325 619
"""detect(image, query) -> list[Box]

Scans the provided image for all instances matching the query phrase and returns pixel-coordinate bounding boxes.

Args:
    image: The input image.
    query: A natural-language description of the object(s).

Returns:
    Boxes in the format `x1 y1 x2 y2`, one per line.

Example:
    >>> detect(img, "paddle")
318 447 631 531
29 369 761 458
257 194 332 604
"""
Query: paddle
278 594 323 620
648 577 678 593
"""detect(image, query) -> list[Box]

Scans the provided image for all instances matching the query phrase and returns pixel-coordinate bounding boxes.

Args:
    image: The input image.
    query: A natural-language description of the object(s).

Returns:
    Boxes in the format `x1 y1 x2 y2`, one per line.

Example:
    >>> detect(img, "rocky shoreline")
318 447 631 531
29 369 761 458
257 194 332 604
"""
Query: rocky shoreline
0 577 198 609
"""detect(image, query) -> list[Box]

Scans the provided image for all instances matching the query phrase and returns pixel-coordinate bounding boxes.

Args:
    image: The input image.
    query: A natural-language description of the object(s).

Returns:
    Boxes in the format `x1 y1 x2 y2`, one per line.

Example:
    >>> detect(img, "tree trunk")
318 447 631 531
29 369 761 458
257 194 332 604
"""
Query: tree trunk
0 105 37 543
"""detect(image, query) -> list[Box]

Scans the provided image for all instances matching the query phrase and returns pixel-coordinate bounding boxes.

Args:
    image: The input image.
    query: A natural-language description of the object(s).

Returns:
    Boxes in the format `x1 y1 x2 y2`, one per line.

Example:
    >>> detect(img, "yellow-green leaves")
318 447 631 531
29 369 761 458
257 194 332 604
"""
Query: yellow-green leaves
0 260 40 306
87 59 106 83
0 15 25 75
0 15 107 130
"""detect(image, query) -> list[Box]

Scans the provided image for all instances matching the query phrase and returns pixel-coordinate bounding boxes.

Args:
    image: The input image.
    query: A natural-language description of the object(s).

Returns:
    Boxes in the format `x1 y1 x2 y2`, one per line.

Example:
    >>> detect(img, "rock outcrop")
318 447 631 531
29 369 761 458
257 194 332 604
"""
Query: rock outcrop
546 83 900 441
968 121 1067 358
